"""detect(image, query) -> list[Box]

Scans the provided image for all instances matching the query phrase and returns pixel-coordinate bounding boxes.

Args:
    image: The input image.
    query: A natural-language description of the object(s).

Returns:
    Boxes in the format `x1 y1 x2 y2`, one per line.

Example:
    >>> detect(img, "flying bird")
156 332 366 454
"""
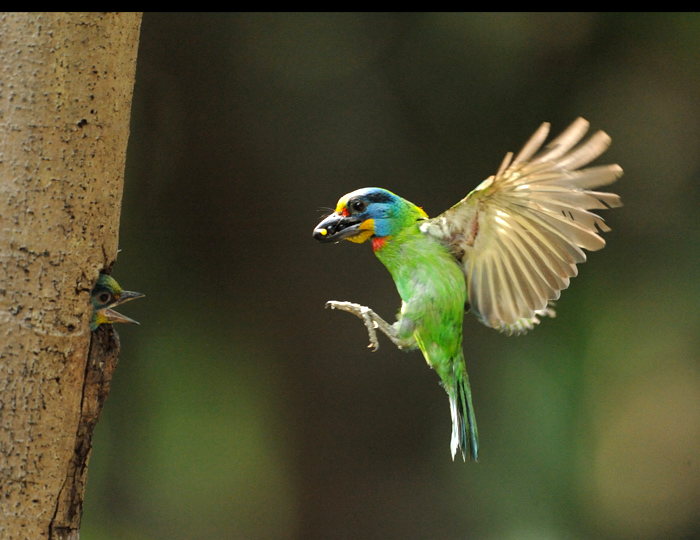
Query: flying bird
313 118 622 461
90 274 144 331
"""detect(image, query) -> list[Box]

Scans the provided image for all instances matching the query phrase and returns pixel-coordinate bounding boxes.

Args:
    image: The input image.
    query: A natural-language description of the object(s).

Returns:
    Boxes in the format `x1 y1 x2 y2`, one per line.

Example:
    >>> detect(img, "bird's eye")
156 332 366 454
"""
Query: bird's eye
351 199 366 213
97 292 112 305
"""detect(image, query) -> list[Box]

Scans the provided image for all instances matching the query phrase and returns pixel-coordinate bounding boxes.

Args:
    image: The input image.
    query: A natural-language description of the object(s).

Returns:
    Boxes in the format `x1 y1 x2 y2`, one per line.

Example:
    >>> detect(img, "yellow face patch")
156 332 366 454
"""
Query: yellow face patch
346 218 374 243
335 195 350 216
359 218 374 231
346 230 373 243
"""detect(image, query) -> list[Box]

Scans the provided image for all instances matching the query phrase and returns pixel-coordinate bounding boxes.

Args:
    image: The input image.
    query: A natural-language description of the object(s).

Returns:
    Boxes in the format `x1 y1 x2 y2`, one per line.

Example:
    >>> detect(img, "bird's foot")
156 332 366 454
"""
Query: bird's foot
325 301 413 351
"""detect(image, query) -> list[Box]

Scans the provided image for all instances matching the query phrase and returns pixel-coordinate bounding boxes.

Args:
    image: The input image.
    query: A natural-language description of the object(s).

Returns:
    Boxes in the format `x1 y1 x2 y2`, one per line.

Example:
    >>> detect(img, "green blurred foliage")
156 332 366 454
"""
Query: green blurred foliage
82 13 700 540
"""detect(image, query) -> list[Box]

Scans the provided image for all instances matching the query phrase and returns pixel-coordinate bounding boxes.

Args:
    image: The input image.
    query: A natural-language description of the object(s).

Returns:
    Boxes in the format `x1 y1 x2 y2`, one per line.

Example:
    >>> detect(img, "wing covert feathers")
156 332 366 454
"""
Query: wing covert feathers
421 118 622 334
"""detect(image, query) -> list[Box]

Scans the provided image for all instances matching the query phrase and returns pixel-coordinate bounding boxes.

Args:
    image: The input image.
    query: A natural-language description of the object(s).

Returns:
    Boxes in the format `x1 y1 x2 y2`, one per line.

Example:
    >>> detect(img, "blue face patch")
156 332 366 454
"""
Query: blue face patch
367 204 396 237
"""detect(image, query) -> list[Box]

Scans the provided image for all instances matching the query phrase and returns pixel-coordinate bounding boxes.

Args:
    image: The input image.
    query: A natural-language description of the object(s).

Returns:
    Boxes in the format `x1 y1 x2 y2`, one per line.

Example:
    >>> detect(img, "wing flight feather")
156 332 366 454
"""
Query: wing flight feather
420 118 623 334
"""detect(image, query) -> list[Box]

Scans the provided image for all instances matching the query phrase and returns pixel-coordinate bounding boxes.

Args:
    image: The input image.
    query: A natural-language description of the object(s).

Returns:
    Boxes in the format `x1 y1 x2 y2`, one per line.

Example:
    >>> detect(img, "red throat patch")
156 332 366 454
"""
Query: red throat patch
372 237 387 251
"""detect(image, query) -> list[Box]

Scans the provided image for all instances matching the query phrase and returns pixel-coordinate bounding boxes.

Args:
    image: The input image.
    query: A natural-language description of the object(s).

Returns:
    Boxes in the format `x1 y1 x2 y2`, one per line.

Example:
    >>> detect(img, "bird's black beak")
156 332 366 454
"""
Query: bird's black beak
313 213 363 243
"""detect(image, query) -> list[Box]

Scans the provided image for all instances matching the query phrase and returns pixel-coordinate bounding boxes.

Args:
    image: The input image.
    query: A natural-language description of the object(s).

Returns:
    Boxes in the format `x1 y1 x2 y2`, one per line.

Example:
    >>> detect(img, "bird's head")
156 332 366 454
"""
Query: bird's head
313 188 427 245
90 274 144 331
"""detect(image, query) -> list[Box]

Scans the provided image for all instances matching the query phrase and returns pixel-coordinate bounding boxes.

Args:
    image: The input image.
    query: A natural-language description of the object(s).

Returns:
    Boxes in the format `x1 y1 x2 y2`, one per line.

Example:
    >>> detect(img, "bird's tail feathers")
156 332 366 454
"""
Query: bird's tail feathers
448 359 479 462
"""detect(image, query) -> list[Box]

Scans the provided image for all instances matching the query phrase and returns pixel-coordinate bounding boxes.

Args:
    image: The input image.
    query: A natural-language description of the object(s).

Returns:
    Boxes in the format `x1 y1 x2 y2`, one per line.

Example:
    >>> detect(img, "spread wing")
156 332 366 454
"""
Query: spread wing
420 118 623 334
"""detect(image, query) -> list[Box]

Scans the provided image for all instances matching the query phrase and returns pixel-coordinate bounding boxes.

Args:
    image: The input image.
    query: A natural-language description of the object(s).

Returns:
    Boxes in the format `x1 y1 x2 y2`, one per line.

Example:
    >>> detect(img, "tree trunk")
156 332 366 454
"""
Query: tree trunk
0 12 142 539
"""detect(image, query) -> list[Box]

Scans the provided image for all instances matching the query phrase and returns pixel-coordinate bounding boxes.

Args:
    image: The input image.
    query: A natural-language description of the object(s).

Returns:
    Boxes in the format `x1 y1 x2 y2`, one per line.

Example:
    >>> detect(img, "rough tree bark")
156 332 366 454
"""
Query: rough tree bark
0 12 142 539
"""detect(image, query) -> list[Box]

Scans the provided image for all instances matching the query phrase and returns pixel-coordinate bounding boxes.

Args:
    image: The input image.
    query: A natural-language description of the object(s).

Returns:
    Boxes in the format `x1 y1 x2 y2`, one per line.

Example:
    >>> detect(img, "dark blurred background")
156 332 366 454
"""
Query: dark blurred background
82 13 700 540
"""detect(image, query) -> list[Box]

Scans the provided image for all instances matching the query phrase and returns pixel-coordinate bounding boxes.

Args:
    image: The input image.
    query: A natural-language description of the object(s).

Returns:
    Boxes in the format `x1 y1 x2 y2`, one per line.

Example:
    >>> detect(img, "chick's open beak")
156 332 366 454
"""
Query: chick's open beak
102 308 140 326
113 290 145 307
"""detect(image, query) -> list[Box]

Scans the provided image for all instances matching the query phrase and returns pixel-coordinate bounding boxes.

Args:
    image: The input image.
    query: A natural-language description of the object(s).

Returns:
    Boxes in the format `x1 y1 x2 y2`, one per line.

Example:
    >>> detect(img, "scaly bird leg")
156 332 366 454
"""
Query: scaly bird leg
325 301 415 351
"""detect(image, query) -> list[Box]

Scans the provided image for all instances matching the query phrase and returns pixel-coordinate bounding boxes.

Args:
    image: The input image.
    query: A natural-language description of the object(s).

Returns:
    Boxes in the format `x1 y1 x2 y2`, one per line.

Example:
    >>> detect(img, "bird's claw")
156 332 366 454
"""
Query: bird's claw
326 300 416 351
326 301 382 351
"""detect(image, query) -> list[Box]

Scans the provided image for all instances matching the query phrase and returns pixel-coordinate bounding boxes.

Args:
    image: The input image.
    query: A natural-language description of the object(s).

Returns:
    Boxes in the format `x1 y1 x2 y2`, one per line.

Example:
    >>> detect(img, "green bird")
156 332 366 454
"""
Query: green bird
313 118 622 461
90 274 144 331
